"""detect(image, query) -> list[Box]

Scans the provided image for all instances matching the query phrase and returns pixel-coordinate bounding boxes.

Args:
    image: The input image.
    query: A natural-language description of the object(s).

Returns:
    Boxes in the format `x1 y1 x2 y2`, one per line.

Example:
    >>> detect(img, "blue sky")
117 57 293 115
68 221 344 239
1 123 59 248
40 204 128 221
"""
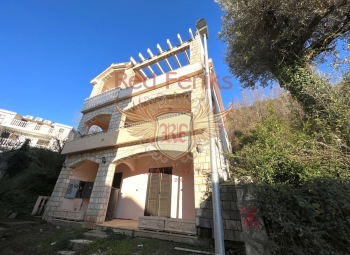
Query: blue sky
0 0 241 127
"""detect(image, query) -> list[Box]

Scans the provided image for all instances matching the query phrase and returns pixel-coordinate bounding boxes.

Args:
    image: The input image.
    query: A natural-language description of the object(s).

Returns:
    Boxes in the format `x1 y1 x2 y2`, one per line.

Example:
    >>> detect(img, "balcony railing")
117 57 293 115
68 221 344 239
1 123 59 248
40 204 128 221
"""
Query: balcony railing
119 112 190 129
0 138 21 148
10 119 28 128
81 88 120 112
9 119 52 135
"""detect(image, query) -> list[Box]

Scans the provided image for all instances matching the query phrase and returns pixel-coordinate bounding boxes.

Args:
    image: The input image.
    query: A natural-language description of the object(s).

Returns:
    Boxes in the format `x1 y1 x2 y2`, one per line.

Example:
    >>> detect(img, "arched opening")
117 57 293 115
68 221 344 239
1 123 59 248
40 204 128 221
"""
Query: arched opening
86 114 111 134
59 160 99 220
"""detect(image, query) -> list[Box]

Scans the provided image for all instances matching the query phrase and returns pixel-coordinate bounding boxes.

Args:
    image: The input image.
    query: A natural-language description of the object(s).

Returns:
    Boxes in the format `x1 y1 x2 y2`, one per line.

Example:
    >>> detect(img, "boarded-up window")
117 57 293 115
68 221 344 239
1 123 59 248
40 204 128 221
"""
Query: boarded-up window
144 167 172 217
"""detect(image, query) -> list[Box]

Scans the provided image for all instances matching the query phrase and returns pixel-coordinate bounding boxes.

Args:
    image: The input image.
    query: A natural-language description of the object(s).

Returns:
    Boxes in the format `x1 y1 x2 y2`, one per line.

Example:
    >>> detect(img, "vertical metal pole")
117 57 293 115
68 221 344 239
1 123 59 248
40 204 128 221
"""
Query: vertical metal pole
203 34 225 255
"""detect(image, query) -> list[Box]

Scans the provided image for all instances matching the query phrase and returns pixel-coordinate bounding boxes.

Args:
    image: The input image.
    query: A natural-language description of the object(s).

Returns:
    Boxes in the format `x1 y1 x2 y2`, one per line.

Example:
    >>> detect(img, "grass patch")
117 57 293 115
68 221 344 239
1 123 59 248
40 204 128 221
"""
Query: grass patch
78 232 215 255
36 227 87 254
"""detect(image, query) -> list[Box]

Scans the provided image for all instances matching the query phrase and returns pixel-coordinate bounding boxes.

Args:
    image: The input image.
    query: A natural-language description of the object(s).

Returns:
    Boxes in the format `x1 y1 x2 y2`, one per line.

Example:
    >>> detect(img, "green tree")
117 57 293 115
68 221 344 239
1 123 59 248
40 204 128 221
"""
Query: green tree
6 139 32 177
216 0 350 113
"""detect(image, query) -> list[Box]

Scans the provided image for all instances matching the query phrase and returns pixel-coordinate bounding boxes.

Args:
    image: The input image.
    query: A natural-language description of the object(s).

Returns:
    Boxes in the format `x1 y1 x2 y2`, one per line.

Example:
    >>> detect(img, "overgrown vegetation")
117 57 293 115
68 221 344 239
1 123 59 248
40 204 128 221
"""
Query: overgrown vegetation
226 88 350 254
217 1 350 253
0 144 65 217
217 0 350 114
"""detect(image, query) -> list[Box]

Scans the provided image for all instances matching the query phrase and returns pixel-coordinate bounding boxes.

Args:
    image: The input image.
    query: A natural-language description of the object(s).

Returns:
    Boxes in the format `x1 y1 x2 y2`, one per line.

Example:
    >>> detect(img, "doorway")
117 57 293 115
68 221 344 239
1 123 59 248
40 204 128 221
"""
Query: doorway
144 167 172 217
112 172 123 188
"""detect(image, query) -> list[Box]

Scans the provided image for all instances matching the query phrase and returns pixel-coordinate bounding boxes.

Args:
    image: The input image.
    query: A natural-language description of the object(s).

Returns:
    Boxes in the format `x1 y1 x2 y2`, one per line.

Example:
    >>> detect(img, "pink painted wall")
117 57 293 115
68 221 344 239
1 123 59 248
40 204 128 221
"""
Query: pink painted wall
60 161 99 211
114 155 195 220
114 163 148 220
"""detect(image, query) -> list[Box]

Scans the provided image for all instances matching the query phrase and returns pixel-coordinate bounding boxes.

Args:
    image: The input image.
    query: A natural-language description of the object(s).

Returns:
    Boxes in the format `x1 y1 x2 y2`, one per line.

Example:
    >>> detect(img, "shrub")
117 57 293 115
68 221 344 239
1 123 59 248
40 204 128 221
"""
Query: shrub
6 139 32 177
256 179 350 254
227 101 350 254
0 146 65 216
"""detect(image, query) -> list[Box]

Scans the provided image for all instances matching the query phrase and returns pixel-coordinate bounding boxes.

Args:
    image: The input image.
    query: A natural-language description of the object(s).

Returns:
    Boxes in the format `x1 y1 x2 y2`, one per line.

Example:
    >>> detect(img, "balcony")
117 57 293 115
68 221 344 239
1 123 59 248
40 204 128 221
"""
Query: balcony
81 88 120 113
9 119 52 135
61 113 205 155
0 138 21 148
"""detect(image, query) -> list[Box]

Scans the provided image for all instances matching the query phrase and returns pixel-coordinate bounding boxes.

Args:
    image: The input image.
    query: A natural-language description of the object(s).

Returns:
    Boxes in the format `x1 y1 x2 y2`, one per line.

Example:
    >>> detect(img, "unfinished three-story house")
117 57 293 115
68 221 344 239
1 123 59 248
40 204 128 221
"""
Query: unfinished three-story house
43 29 231 237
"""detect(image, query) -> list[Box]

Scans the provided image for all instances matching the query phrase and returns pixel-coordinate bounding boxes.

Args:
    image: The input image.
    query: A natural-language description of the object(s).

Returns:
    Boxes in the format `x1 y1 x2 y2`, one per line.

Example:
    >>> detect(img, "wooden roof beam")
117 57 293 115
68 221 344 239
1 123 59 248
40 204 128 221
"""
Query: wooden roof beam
139 53 156 77
178 34 190 64
147 48 164 74
167 39 182 68
157 44 173 71
130 57 148 80
189 28 194 40
132 40 191 71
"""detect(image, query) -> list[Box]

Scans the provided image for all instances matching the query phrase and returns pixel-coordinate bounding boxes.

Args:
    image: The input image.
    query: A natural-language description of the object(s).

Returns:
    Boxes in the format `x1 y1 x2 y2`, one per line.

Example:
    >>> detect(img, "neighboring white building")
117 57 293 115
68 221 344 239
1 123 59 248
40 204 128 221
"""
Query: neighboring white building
0 108 73 152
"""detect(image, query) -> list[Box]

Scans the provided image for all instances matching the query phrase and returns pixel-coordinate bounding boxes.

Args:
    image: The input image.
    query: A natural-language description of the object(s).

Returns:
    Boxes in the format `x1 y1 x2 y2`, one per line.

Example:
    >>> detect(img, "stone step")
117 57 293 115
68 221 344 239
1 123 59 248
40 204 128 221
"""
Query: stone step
69 239 93 251
83 229 108 240
57 251 76 255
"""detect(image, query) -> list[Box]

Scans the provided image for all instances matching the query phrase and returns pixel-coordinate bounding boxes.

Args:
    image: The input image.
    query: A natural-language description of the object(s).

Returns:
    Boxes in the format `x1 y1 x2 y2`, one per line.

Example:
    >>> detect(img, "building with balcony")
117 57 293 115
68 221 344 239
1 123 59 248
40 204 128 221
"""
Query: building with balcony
43 30 231 236
0 108 73 152
0 108 74 178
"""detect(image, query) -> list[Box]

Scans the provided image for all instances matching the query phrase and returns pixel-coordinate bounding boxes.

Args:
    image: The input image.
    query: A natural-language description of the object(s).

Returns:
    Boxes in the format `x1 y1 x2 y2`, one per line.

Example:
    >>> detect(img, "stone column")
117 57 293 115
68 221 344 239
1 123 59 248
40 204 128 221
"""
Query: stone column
120 69 136 89
42 166 73 221
190 34 205 65
90 80 104 97
84 160 115 228
193 144 211 209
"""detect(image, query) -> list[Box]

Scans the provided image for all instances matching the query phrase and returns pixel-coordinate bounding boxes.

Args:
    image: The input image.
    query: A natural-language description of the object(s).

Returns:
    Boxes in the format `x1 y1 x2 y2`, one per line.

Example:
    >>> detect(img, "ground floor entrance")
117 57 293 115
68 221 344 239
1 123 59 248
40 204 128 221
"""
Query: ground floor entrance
112 151 195 221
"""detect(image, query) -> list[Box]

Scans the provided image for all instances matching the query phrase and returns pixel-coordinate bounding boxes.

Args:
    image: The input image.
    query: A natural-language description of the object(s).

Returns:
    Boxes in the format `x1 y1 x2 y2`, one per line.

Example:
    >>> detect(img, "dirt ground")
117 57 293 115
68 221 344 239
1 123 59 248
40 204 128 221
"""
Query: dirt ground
0 217 243 255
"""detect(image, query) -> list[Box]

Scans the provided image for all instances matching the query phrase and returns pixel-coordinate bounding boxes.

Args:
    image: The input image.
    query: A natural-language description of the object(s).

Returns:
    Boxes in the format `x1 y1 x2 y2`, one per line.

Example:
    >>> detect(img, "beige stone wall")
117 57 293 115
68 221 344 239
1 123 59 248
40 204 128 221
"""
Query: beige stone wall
42 148 118 228
190 34 204 65
90 80 104 97
77 103 125 135
119 68 135 89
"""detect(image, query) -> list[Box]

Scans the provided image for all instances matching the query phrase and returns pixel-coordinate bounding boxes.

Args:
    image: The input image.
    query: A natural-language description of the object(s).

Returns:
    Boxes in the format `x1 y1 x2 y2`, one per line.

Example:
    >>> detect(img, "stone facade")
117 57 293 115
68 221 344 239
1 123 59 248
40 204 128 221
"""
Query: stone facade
196 183 244 242
43 33 231 231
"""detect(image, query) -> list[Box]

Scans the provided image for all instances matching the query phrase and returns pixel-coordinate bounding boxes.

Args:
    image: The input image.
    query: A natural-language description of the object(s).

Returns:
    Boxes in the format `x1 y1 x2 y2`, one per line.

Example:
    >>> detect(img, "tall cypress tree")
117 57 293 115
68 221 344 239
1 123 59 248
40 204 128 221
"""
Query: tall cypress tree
6 139 32 177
